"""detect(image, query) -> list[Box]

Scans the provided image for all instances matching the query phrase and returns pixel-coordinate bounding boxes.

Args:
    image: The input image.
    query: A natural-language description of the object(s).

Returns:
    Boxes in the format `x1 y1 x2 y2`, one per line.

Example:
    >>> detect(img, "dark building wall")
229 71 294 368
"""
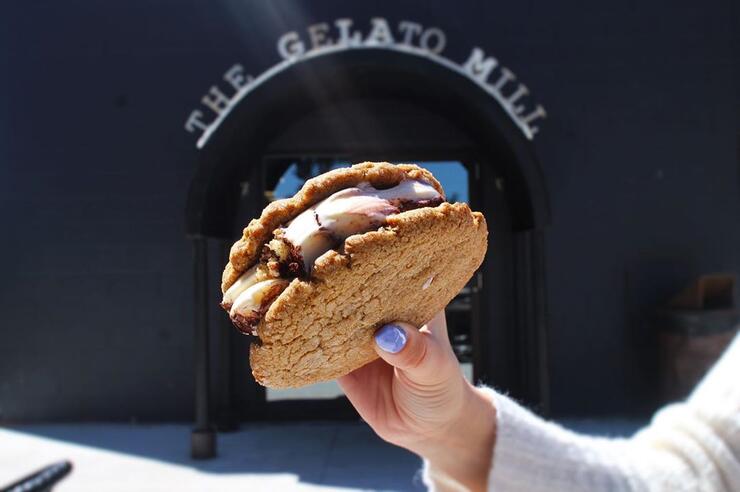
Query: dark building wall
0 0 737 420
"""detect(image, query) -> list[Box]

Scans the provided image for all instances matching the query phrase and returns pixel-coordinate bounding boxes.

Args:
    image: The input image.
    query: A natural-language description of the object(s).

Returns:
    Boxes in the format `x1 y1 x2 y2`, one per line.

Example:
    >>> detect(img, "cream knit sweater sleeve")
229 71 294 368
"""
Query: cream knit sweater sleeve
423 333 740 491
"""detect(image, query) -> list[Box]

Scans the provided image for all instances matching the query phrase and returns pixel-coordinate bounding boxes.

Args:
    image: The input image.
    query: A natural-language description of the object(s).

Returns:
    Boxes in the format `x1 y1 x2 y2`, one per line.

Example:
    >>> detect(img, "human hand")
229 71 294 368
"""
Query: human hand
338 311 496 491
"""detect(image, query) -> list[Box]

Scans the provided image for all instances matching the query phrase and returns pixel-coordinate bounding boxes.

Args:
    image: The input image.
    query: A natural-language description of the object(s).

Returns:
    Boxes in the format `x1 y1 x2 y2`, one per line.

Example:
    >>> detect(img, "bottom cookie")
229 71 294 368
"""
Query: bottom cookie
250 202 487 388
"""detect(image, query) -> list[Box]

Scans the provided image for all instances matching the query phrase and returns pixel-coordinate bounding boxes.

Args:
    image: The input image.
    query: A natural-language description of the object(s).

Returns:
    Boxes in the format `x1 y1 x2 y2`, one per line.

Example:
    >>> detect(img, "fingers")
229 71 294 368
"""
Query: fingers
373 315 453 384
337 359 392 423
337 358 388 395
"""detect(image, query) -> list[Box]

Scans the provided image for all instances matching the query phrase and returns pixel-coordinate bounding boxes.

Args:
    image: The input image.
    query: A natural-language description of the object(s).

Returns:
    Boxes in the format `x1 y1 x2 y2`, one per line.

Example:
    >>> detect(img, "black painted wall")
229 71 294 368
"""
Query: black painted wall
1 0 737 420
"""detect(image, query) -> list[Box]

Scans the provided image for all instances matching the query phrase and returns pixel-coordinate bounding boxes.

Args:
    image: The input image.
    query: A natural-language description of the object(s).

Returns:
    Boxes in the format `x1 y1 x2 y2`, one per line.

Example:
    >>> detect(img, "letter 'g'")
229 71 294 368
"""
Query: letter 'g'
277 31 305 59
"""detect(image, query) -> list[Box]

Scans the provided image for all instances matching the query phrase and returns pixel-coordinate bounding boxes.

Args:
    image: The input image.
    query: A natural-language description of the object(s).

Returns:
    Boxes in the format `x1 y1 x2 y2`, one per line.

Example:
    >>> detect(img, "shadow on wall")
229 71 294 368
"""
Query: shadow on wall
1 422 426 491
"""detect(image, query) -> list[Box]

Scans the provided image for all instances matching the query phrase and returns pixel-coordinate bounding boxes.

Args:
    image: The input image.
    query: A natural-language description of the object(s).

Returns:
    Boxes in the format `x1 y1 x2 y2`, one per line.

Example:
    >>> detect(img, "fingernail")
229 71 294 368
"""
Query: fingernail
374 324 407 354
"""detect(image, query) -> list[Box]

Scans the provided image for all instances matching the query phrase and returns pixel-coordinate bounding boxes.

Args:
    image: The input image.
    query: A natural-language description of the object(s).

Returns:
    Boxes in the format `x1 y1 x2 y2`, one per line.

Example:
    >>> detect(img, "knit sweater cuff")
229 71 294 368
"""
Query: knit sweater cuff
422 386 635 491
490 387 641 491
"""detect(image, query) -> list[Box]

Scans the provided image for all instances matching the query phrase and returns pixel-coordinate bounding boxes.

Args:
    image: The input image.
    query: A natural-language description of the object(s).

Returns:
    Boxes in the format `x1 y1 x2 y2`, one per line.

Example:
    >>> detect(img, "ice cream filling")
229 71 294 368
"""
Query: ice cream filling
222 179 443 334
270 179 443 275
227 278 289 335
221 264 261 311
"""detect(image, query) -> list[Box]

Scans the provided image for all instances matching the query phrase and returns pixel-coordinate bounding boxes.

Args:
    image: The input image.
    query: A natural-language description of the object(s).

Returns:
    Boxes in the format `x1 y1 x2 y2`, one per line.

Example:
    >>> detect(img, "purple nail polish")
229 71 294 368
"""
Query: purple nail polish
374 324 407 354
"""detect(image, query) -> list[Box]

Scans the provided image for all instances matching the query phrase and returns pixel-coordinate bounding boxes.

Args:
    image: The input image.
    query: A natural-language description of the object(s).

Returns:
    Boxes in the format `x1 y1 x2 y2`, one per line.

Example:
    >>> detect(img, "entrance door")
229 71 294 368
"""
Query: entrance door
210 95 533 420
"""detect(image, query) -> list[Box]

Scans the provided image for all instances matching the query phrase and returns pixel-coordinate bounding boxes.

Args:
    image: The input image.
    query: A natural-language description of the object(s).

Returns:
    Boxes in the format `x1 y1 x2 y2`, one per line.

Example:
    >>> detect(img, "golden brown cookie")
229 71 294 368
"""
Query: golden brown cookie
221 162 488 388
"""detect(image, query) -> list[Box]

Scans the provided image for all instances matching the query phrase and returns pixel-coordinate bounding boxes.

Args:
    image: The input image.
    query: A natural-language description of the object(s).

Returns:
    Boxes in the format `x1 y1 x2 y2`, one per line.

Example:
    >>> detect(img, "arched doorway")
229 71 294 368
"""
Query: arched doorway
186 48 550 457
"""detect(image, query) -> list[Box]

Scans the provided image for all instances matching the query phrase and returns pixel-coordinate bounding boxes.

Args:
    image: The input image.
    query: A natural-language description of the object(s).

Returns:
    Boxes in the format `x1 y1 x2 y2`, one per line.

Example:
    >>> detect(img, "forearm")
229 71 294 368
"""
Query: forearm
489 389 740 491
484 389 640 491
421 334 740 492
422 389 715 492
484 335 740 491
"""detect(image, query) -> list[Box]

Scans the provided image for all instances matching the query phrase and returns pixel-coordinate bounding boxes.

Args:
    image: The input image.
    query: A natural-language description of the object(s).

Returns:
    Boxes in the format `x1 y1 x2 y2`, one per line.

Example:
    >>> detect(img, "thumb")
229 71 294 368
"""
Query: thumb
373 319 449 383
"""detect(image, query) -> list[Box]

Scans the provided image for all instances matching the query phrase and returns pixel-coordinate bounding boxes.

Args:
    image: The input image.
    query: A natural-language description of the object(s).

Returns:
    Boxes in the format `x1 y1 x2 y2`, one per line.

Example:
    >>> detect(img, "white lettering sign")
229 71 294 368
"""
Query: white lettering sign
185 17 546 147
223 64 251 91
462 47 498 83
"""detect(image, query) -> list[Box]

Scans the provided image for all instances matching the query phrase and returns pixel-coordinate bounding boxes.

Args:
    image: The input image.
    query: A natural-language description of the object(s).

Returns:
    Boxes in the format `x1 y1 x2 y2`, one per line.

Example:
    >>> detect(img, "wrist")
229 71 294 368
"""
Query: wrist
418 383 497 490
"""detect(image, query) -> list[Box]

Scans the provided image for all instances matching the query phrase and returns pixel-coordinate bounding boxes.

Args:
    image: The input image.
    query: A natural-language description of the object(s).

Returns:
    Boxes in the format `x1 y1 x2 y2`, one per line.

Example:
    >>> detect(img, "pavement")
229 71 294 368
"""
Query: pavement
0 419 643 491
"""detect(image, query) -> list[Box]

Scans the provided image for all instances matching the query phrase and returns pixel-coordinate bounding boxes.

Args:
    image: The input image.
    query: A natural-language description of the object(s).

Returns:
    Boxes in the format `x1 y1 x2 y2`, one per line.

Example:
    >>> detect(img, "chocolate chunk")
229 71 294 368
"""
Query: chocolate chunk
396 196 445 212
231 310 261 336
279 238 307 278
260 244 273 263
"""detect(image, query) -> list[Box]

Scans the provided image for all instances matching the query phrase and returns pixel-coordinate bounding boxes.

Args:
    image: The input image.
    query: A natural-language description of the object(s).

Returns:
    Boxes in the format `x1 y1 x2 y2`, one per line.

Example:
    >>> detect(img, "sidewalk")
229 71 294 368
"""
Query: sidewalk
0 420 642 491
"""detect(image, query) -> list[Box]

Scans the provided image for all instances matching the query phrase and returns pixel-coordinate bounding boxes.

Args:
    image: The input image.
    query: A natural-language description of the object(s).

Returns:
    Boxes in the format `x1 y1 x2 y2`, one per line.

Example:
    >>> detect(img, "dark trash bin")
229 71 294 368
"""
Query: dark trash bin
655 274 739 402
